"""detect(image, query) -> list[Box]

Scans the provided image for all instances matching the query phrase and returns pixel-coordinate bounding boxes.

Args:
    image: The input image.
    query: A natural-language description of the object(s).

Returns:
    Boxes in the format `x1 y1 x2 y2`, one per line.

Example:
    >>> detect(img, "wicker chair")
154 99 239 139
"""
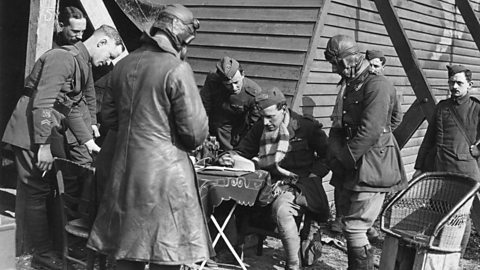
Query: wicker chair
381 172 480 253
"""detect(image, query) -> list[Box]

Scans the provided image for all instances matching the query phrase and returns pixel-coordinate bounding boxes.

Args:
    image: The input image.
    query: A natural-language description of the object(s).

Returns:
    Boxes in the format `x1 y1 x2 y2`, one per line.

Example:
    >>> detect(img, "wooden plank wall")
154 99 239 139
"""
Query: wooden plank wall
304 0 480 181
156 0 323 102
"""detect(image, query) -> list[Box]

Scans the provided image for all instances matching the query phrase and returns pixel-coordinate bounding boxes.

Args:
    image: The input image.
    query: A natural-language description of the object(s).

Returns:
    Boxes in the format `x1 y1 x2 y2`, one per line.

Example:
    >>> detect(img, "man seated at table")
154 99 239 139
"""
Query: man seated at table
218 87 330 270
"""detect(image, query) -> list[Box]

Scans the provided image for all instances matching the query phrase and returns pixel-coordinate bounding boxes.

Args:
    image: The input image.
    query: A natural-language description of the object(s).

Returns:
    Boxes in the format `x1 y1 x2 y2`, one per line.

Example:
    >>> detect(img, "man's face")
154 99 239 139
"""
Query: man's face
369 58 385 75
90 38 123 67
330 55 357 79
60 18 87 44
448 72 472 98
261 104 286 131
222 70 244 94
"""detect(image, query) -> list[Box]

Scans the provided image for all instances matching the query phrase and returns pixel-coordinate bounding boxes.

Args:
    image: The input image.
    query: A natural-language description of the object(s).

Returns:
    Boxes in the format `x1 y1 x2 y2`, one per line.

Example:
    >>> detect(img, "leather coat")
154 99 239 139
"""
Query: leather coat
87 34 213 264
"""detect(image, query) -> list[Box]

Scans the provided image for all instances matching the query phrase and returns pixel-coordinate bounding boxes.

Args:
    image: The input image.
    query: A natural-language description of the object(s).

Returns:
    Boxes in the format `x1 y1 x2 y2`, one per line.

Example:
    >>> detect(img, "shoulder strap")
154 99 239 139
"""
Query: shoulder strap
448 102 475 145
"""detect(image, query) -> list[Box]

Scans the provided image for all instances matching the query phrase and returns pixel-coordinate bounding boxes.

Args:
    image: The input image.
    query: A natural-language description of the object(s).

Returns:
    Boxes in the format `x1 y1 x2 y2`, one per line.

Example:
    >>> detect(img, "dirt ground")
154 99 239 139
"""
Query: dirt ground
15 220 480 270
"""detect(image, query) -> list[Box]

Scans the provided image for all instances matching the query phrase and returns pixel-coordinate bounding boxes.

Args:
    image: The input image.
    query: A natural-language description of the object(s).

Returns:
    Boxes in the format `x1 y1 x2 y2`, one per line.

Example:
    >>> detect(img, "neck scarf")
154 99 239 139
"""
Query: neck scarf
258 110 297 179
331 59 371 128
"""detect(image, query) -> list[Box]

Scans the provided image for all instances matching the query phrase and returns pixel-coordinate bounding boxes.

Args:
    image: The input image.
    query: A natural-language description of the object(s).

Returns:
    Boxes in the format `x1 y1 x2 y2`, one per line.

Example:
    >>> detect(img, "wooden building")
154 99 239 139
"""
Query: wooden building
2 0 480 202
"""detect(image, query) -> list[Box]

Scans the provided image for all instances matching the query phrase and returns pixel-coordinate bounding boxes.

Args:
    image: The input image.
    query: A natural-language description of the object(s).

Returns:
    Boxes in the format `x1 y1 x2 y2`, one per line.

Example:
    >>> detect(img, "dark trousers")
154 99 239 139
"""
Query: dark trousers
13 143 92 255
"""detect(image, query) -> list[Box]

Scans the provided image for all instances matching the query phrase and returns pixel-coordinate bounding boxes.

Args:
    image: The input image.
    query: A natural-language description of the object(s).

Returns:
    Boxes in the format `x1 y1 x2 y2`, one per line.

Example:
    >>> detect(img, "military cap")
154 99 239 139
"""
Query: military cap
216 56 240 82
366 50 386 64
255 87 286 110
447 64 470 77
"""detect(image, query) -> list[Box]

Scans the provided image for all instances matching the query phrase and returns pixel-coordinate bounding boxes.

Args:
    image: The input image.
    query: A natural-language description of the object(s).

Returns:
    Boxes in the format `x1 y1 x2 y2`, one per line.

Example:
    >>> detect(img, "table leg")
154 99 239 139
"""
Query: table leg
198 203 247 270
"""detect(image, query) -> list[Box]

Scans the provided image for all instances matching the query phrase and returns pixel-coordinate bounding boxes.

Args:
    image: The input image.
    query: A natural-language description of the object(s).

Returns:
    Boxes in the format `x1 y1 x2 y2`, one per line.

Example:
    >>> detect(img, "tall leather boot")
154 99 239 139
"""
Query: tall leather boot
347 245 374 270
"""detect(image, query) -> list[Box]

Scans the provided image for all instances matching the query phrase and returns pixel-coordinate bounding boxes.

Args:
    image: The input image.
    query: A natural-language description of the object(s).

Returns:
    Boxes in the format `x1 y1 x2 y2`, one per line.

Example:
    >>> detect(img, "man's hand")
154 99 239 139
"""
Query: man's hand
85 139 101 154
217 153 235 167
92 125 100 138
36 144 54 172
412 170 423 179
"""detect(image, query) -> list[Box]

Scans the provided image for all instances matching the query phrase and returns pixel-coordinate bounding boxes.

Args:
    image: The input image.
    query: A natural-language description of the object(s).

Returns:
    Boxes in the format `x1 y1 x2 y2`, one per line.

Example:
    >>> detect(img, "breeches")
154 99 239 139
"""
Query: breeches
271 190 304 267
338 186 385 247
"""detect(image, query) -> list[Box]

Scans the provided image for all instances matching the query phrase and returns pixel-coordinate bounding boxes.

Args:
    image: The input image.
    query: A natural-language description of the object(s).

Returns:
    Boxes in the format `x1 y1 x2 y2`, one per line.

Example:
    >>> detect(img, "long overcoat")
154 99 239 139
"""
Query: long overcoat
87 34 213 264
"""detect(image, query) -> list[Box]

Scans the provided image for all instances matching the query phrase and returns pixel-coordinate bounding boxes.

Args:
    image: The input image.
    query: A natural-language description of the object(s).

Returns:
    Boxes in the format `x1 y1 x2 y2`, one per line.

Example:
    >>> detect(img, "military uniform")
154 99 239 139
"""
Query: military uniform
415 93 480 255
201 72 261 150
2 42 96 255
234 109 330 269
328 68 407 249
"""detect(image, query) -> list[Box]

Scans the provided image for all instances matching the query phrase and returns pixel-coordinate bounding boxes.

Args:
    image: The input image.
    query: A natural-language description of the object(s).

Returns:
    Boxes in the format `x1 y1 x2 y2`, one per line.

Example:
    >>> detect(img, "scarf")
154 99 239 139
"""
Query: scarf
258 110 297 180
330 59 371 128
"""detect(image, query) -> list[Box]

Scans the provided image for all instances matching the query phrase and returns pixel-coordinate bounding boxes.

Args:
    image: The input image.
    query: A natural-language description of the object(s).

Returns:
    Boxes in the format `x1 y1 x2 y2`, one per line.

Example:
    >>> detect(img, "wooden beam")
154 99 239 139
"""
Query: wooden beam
456 0 480 51
393 99 426 149
292 0 330 112
25 0 56 77
373 0 437 149
79 0 128 63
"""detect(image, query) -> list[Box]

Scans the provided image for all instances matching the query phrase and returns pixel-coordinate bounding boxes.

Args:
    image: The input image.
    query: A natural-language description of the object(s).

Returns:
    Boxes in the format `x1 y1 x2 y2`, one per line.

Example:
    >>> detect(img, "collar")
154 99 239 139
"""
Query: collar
287 110 301 139
451 93 470 105
140 31 179 57
72 42 91 64
340 59 371 90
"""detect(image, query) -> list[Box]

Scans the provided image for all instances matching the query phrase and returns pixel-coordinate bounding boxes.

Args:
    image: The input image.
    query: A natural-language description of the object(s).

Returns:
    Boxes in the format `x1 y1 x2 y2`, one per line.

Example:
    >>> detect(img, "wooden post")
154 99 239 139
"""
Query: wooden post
79 0 128 63
25 0 57 77
373 0 437 149
291 0 330 112
393 100 425 148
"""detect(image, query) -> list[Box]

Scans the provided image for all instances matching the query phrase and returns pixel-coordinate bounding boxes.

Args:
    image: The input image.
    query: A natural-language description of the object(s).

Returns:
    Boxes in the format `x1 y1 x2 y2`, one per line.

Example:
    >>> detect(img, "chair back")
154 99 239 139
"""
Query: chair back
54 158 96 226
381 172 480 252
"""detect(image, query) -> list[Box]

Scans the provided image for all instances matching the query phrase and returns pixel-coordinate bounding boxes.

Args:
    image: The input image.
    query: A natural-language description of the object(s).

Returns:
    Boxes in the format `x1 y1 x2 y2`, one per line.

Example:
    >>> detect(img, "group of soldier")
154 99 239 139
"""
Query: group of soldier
2 3 480 270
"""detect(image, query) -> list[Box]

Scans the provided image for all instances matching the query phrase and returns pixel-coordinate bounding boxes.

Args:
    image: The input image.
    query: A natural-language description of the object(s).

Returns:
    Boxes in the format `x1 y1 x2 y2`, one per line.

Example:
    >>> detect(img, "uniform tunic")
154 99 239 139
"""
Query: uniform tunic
415 94 480 179
200 73 261 150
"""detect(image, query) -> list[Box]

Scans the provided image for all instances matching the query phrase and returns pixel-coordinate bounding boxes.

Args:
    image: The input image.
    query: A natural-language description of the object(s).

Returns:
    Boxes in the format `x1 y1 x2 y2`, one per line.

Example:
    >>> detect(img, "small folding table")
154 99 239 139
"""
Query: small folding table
196 169 269 270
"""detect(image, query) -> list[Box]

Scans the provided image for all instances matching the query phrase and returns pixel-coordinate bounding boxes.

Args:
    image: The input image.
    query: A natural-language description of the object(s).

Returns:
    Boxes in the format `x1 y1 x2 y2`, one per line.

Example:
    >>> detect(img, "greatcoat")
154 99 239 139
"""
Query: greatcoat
87 34 213 264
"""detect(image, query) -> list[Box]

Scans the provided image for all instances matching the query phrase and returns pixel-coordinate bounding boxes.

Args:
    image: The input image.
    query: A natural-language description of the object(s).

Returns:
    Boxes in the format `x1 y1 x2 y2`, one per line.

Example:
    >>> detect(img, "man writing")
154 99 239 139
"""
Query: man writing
325 35 407 270
218 87 330 270
414 64 480 258
2 25 124 270
201 56 262 151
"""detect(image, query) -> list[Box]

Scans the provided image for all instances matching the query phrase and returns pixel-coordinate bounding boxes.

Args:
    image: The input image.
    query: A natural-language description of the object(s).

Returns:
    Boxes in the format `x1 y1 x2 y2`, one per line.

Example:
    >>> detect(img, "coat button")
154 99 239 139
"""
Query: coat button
342 110 346 114
346 136 350 140
343 96 347 99
354 101 359 104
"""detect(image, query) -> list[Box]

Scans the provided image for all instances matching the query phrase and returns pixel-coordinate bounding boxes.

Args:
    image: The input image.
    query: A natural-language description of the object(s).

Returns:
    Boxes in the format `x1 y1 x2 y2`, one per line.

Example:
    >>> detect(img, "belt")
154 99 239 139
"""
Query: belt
343 125 392 140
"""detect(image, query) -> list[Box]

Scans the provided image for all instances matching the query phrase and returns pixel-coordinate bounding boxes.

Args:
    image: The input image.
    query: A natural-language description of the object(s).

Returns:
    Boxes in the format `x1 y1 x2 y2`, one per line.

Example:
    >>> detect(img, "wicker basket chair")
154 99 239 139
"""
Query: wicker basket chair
380 172 480 253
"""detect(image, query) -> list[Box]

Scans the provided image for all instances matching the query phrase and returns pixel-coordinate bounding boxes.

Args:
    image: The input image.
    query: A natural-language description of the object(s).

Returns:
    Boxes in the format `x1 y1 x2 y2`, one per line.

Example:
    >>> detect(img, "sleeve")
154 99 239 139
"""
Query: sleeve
336 78 392 169
83 65 97 125
167 62 209 150
65 106 92 144
233 120 264 159
391 91 403 131
32 52 76 144
308 120 330 177
414 106 439 170
100 75 118 131
200 73 216 117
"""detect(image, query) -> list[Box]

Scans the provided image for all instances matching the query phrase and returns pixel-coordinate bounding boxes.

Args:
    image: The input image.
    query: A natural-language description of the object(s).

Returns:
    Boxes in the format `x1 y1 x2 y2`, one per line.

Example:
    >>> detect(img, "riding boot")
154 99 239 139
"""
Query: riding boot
347 244 374 270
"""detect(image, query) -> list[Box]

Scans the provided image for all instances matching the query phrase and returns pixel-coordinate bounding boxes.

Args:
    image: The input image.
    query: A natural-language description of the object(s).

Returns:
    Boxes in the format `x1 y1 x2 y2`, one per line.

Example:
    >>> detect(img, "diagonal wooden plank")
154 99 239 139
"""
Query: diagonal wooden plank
456 0 480 51
393 99 426 149
373 0 437 148
292 0 330 112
